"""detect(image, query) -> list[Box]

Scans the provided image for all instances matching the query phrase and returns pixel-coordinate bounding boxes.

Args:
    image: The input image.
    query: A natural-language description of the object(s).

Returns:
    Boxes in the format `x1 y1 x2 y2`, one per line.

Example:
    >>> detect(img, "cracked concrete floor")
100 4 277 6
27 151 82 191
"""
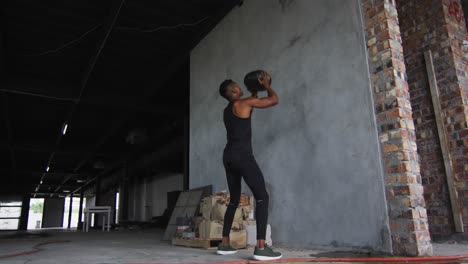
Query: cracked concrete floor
0 229 467 264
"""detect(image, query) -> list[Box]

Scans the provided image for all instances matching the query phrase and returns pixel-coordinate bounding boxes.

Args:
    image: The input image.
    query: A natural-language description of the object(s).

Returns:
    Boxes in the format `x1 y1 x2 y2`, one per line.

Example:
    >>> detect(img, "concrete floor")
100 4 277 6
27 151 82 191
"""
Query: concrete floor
0 229 467 264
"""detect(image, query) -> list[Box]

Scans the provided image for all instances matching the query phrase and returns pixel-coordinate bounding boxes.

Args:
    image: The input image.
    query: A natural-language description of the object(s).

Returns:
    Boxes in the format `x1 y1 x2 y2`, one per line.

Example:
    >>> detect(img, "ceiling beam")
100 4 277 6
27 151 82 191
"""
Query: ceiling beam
50 174 75 197
0 141 123 157
4 4 101 29
121 1 196 27
71 127 184 196
71 115 131 174
1 95 14 171
0 11 5 77
76 0 125 100
182 1 240 50
0 10 15 177
0 168 89 177
105 0 240 101
80 96 182 116
69 0 238 195
36 0 126 197
33 192 79 197
70 39 186 174
3 81 77 101
36 184 77 190
2 83 181 116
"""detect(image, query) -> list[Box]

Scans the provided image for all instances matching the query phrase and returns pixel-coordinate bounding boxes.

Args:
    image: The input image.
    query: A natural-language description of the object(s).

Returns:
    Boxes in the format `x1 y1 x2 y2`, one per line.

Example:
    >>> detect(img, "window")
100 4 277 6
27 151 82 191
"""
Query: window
0 201 22 230
0 201 22 206
0 206 21 217
28 198 44 230
115 192 120 224
0 219 20 230
62 197 81 228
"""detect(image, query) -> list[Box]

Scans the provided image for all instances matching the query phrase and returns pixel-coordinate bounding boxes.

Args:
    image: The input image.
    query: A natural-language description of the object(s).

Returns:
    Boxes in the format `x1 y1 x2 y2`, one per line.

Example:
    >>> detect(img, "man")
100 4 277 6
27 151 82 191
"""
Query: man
217 71 282 261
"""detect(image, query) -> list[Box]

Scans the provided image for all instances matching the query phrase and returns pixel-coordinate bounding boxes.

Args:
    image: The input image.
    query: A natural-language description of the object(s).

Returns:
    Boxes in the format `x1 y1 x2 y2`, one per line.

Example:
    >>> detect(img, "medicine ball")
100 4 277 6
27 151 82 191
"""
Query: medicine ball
244 70 271 94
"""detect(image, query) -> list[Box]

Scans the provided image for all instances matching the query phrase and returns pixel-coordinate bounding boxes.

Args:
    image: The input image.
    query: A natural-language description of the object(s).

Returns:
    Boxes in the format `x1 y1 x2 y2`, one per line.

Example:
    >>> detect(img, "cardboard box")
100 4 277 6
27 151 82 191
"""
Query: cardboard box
198 220 243 239
242 205 253 219
230 229 247 249
212 202 242 222
200 197 217 220
200 194 253 222
199 220 223 239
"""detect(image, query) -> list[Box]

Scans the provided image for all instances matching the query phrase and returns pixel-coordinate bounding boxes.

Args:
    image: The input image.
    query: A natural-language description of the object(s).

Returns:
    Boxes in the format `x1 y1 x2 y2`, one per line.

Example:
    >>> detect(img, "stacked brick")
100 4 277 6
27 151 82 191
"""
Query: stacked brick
396 0 468 238
361 0 433 256
441 0 468 234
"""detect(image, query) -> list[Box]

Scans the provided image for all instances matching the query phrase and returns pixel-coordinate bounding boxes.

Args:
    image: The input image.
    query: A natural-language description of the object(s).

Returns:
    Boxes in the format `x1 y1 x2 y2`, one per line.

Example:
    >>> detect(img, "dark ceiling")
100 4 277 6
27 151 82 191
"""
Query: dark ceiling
0 0 239 198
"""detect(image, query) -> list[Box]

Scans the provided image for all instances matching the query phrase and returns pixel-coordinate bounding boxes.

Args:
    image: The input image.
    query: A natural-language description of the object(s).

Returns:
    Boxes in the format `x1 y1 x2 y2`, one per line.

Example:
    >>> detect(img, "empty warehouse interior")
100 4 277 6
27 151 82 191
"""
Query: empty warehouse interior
0 0 468 262
1 0 229 227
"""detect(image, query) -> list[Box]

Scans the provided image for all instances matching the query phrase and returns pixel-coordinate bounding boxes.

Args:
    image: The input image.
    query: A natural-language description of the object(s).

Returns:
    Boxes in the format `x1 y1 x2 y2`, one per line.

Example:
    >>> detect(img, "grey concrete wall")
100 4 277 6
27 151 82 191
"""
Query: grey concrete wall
146 173 183 218
126 173 183 221
127 177 141 221
190 0 391 251
85 196 95 208
84 196 96 226
96 190 116 225
42 198 64 228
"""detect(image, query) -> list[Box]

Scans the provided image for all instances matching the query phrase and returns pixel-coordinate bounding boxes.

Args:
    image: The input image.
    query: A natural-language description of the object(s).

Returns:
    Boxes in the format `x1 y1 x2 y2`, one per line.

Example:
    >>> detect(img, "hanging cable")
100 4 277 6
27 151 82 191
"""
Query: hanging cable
23 24 102 57
21 17 209 57
114 16 208 33
0 88 75 101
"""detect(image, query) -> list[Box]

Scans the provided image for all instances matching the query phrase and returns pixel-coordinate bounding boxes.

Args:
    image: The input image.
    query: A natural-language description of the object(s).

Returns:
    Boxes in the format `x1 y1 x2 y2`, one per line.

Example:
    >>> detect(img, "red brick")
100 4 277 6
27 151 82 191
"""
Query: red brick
362 0 434 256
397 0 468 239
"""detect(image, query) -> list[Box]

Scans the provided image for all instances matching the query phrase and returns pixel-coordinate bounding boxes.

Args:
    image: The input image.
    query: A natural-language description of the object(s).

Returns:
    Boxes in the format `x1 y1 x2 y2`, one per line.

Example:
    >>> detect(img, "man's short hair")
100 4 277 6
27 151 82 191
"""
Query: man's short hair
219 79 234 99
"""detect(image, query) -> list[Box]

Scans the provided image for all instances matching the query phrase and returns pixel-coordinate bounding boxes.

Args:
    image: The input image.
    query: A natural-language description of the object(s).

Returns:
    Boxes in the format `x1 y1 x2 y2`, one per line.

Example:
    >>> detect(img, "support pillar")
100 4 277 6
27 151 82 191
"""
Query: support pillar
361 0 433 256
67 195 73 228
77 188 84 229
18 195 30 230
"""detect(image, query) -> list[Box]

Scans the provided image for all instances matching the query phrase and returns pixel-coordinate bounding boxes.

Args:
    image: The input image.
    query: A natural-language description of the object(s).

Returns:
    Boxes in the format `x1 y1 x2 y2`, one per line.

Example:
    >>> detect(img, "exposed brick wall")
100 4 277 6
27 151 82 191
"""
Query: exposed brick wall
396 0 468 239
397 0 454 238
442 0 468 234
361 0 433 256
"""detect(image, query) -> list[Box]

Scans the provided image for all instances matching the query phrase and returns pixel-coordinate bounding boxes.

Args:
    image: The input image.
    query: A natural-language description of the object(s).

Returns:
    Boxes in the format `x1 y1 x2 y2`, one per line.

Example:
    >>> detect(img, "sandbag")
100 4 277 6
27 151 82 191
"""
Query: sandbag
212 201 243 223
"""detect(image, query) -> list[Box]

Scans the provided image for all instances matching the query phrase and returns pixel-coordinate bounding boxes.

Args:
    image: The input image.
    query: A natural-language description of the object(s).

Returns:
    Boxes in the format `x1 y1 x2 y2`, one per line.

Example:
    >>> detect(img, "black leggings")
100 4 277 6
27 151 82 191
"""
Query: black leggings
222 151 269 240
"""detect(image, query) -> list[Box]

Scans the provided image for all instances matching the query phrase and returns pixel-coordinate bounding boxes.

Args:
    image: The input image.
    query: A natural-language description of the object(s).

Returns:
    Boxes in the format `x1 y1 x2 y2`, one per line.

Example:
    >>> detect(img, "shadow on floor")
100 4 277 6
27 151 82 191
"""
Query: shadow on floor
0 231 53 240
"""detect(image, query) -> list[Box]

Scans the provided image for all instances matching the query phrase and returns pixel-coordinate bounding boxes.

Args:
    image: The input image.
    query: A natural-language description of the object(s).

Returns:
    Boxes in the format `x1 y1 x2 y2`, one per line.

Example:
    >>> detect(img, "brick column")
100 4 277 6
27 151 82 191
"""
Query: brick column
441 0 468 234
361 0 433 256
397 0 468 238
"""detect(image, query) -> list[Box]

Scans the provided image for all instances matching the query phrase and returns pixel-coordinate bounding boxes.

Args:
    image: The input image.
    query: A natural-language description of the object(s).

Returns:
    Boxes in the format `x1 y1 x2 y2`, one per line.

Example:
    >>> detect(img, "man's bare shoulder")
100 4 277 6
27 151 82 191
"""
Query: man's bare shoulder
236 96 256 105
232 98 254 114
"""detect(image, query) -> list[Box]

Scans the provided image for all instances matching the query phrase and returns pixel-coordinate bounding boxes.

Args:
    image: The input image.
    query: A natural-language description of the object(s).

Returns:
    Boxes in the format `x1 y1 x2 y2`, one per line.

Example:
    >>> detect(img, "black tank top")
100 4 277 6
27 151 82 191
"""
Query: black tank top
223 102 252 153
